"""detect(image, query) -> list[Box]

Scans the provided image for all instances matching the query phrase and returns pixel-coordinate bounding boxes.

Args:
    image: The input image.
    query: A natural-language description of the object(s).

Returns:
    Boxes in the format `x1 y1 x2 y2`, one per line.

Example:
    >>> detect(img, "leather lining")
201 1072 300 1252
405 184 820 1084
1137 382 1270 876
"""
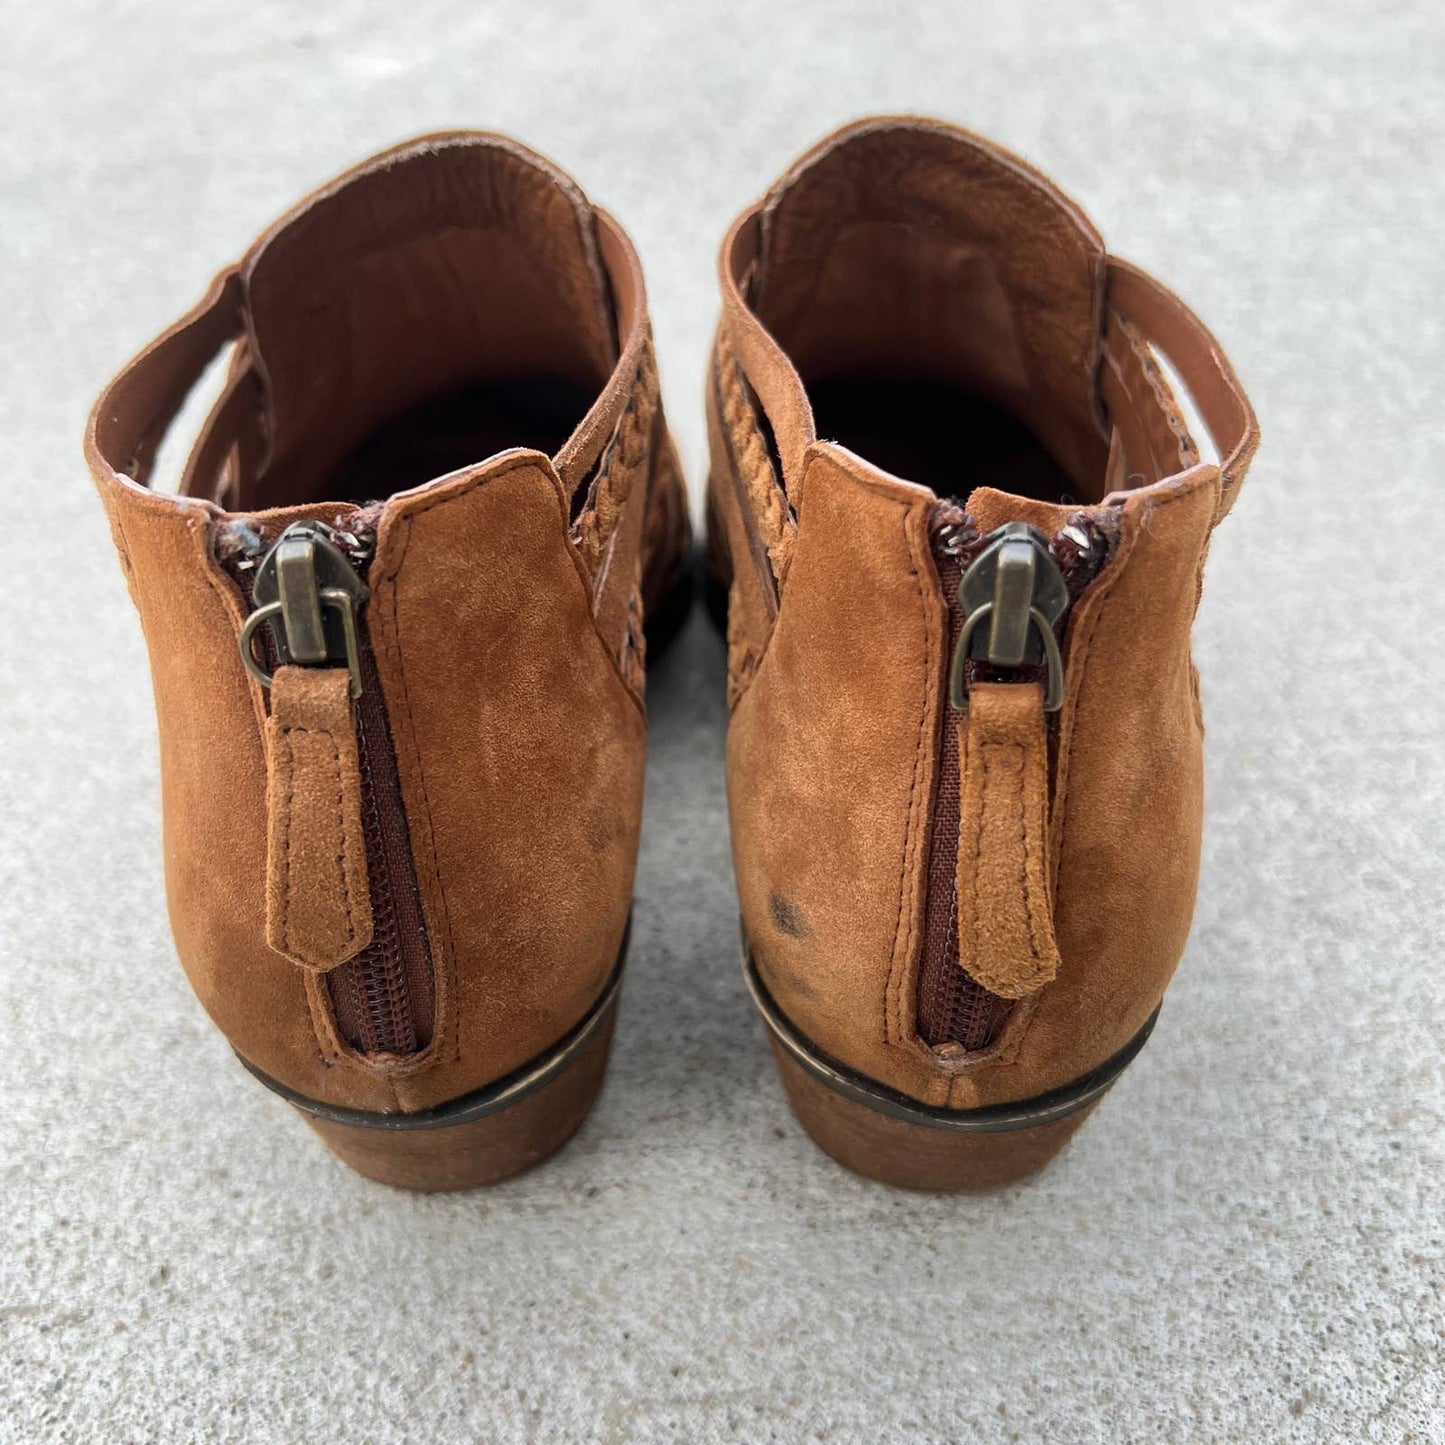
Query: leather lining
238 135 615 507
176 135 620 512
755 117 1111 496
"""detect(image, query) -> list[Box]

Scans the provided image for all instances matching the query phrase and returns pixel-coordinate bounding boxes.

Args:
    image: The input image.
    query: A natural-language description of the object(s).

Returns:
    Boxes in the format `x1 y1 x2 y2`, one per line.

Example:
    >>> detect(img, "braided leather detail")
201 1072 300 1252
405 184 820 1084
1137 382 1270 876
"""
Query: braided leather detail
716 338 795 579
572 335 659 575
620 559 647 693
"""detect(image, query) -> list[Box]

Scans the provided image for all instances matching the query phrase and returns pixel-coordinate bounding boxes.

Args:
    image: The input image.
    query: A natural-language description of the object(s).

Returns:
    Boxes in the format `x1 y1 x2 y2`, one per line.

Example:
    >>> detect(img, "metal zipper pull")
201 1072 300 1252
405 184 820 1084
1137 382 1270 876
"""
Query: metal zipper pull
234 521 376 974
238 521 368 698
220 514 432 1041
948 522 1068 712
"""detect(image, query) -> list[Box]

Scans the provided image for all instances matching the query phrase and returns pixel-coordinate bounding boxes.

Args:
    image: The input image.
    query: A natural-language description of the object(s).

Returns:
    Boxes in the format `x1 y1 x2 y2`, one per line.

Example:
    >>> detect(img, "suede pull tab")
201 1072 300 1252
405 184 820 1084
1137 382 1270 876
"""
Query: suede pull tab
954 682 1061 1000
264 666 373 972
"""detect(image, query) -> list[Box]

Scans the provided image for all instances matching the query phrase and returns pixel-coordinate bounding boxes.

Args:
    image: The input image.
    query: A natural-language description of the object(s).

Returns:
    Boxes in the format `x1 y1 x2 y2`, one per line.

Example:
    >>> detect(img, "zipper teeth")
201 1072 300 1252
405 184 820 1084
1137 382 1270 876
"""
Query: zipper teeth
223 516 433 1057
917 514 1004 1052
349 695 417 1054
915 507 1111 1054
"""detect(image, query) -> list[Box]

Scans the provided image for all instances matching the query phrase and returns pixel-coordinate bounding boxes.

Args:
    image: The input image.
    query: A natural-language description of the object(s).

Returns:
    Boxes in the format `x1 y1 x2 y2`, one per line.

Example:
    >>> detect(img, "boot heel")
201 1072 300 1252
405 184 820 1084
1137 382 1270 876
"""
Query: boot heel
770 1038 1098 1192
745 942 1155 1193
245 981 620 1193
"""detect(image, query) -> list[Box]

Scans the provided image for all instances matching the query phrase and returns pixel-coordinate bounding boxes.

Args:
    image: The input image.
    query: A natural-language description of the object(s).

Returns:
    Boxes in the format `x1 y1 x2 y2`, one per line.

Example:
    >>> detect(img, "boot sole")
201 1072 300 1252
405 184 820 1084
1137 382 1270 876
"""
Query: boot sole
240 937 625 1192
743 935 1157 1192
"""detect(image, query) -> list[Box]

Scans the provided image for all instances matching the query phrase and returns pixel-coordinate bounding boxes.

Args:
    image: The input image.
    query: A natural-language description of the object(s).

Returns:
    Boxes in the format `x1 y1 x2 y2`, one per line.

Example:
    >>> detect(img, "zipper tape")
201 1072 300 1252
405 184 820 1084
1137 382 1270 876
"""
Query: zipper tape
231 519 434 1056
236 921 629 1130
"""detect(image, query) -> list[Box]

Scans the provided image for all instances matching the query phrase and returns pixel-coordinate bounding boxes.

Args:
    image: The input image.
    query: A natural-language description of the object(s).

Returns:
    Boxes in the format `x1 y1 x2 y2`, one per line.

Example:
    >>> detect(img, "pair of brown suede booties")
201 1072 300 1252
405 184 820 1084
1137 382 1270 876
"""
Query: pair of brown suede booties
88 118 1258 1193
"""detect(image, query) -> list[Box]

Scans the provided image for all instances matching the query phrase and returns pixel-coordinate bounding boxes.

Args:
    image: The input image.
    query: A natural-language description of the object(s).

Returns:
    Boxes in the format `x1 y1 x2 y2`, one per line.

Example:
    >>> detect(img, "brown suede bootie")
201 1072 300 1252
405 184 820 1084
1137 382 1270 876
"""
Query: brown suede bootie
706 117 1259 1190
87 133 691 1190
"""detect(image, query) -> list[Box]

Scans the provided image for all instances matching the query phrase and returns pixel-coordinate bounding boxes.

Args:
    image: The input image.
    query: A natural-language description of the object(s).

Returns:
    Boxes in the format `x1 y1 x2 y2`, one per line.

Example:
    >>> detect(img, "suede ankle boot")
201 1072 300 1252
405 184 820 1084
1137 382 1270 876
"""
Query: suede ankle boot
87 133 691 1190
705 117 1259 1190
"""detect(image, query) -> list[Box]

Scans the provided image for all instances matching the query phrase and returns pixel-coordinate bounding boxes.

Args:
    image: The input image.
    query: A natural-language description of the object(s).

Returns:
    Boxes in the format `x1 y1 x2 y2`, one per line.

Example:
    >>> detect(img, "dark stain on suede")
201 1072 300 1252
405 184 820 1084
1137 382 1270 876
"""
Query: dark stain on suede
585 803 622 854
769 892 811 939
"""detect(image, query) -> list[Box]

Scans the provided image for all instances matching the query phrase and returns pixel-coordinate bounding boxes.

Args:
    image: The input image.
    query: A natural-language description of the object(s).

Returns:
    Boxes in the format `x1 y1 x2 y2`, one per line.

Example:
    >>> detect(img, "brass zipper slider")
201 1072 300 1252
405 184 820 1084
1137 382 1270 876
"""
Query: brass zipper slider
948 522 1068 712
238 522 368 698
234 520 376 975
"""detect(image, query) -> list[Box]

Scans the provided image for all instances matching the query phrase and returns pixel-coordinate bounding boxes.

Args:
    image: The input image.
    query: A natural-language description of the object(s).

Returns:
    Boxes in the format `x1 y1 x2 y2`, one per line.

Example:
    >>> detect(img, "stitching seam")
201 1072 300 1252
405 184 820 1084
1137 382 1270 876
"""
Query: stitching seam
1055 482 1204 893
884 502 932 1049
277 725 358 961
390 508 463 1069
1002 743 1045 967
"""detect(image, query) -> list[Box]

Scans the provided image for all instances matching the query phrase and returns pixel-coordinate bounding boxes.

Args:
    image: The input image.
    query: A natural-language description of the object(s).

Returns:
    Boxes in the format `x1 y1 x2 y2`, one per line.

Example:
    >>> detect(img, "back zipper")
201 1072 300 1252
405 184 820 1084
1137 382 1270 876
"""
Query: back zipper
226 518 435 1056
916 507 1109 1052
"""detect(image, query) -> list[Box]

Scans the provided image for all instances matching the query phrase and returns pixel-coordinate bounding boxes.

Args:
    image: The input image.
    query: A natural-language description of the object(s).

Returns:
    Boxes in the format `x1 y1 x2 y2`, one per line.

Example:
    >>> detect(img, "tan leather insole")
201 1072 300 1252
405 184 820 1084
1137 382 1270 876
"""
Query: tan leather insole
808 374 1079 506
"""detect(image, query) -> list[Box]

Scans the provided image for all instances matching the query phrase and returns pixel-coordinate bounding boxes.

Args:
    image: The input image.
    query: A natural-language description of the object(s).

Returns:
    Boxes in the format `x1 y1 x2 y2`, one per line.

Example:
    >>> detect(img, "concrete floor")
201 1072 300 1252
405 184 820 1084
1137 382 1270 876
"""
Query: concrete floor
4 1 1441 1440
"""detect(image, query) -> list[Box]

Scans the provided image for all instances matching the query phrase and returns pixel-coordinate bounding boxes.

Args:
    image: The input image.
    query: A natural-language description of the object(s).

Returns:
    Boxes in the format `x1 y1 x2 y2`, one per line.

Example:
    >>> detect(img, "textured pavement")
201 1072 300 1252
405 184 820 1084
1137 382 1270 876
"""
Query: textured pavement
3 2 1441 1440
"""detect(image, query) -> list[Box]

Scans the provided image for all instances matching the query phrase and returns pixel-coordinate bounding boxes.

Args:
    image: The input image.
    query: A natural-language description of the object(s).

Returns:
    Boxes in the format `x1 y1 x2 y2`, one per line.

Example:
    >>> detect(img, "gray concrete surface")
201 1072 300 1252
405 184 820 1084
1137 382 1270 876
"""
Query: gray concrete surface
4 2 1442 1440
